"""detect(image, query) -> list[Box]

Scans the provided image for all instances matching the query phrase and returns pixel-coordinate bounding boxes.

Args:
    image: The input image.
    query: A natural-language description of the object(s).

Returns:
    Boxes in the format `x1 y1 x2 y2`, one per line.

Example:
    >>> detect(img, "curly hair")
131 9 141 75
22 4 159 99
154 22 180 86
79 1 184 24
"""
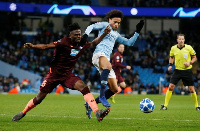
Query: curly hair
105 10 124 21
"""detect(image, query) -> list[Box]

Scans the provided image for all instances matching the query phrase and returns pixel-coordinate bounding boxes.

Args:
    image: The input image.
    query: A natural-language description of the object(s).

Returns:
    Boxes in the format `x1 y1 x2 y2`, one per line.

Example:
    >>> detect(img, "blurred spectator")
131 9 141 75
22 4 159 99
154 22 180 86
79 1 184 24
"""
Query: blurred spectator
55 85 64 95
124 86 132 95
138 83 146 94
21 78 29 89
8 83 20 94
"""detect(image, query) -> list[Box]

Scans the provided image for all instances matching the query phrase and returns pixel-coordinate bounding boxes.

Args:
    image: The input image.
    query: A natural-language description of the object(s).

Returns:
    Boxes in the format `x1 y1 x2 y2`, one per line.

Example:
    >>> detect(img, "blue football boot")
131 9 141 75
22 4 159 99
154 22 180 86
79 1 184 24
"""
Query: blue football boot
84 102 92 119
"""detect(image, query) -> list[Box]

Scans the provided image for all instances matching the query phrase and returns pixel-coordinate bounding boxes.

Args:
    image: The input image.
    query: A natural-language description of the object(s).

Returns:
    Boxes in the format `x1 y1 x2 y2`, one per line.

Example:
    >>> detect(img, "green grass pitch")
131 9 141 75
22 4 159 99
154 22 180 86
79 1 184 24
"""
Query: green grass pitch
1 94 200 131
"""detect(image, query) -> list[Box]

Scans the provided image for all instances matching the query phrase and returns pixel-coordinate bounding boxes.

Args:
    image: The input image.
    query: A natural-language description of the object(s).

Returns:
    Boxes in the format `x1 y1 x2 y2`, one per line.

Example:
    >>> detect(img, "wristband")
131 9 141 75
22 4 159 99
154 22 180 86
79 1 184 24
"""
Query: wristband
190 62 193 65
169 63 173 66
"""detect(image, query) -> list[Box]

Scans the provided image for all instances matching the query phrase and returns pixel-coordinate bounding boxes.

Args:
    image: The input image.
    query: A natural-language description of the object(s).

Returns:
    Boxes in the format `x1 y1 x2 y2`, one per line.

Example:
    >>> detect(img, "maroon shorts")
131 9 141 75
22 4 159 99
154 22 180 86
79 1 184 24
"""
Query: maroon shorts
116 74 124 84
40 73 81 93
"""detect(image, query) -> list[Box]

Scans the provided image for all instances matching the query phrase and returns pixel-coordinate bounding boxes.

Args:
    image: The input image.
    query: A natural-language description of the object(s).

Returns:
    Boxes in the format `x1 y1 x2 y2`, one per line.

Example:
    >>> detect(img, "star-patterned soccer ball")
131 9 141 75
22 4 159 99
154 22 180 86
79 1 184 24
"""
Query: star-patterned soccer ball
140 98 155 113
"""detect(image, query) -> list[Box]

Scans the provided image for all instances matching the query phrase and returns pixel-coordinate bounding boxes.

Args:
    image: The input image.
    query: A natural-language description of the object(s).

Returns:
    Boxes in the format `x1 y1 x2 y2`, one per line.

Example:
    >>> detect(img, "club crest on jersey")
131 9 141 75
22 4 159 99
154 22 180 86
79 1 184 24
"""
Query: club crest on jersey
70 49 80 56
183 54 188 59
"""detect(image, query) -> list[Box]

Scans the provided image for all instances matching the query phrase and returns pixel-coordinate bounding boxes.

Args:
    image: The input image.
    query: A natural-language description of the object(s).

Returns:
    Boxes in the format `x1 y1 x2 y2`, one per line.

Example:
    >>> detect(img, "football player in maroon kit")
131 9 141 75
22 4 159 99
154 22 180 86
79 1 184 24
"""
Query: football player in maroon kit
12 23 111 122
110 44 131 103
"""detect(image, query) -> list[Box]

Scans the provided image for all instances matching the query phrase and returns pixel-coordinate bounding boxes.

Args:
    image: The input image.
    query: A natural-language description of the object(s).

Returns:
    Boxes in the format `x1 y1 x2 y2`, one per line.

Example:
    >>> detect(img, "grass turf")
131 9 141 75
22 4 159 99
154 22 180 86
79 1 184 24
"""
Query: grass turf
0 94 200 131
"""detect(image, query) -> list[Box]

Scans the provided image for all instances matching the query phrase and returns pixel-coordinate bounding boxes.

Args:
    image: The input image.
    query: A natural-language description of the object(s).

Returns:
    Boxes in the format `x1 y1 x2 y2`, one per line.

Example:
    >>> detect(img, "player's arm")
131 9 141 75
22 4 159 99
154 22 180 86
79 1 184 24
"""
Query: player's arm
168 56 174 72
115 60 131 69
24 42 55 49
85 22 108 35
114 60 126 68
186 46 197 66
190 55 197 64
184 55 197 67
116 20 144 46
91 26 111 45
112 54 127 69
81 22 108 44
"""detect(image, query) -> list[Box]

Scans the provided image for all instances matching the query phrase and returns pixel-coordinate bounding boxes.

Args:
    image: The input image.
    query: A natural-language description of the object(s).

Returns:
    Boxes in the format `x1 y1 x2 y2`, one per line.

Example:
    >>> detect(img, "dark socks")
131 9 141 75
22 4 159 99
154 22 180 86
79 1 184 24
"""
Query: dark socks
95 89 115 104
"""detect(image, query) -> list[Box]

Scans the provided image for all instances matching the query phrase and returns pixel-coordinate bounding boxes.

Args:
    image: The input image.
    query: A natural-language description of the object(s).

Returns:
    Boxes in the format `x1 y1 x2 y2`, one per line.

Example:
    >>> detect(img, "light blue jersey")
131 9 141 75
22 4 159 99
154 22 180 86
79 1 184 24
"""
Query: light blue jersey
85 21 139 59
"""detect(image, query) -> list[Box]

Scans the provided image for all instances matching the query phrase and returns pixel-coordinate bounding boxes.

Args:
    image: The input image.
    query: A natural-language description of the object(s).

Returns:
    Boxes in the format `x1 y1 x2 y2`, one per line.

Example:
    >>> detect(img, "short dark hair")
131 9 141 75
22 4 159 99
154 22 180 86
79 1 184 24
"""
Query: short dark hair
105 10 124 21
68 22 81 32
117 43 124 48
177 33 185 39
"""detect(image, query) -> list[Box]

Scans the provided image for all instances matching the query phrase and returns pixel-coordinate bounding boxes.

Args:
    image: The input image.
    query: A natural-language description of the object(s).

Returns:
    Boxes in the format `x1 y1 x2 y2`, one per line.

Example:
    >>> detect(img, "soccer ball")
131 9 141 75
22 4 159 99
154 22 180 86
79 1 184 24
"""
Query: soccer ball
140 98 155 113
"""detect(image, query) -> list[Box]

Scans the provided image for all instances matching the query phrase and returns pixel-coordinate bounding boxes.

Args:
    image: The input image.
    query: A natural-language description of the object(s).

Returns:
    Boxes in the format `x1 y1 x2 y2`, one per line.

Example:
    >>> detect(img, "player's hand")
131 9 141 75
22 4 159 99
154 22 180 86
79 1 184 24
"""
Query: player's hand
24 43 33 48
136 20 144 33
80 34 88 45
126 65 131 70
184 62 190 67
167 66 172 72
104 26 111 34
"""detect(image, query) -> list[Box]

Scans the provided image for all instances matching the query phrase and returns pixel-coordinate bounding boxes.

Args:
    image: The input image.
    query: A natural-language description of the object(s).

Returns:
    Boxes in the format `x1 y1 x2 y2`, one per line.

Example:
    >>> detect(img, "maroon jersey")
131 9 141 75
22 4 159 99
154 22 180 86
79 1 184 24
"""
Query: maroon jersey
49 37 90 80
112 51 126 75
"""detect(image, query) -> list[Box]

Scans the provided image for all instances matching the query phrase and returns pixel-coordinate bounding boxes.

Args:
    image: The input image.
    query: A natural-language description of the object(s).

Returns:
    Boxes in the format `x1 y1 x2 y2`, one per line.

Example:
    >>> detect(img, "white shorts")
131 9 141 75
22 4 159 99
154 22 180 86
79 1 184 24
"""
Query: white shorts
92 52 116 78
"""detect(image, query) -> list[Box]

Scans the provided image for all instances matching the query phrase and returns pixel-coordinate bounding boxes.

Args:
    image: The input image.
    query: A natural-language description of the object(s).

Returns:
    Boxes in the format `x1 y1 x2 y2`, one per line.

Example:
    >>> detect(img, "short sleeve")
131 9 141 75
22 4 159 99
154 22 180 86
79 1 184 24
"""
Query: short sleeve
169 47 174 57
189 45 196 56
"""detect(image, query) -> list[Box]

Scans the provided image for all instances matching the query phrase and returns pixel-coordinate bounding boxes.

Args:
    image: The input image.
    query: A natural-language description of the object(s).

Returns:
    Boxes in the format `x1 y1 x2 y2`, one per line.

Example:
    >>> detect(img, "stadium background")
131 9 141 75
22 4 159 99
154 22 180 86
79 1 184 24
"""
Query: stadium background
0 0 200 95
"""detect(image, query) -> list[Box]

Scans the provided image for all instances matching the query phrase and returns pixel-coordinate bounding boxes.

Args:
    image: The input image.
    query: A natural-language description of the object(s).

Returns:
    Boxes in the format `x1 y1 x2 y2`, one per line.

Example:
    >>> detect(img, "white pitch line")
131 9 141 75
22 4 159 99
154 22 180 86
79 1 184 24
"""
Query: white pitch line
1 114 198 122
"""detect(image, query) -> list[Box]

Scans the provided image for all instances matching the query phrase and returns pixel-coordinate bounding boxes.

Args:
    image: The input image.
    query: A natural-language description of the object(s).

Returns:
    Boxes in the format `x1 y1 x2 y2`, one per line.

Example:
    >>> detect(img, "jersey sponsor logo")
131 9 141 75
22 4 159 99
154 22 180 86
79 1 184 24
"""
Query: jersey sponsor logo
116 56 120 59
70 49 80 56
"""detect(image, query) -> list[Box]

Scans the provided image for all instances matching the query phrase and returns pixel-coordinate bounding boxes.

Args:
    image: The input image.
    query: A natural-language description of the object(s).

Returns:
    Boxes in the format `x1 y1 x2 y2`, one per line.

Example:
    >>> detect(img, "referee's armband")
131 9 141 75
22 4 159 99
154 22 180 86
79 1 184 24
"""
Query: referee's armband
168 63 173 66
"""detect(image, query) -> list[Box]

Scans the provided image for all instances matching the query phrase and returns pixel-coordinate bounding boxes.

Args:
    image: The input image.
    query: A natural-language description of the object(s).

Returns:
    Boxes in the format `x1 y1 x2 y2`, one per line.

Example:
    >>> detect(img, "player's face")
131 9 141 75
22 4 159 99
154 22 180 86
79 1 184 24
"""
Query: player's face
69 29 81 43
109 17 121 30
177 35 185 48
118 44 124 54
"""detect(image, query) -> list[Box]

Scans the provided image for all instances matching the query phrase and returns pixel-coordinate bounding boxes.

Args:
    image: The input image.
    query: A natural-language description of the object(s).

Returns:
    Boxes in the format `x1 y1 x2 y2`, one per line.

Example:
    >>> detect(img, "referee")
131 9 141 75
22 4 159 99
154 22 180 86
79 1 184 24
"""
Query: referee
160 34 200 111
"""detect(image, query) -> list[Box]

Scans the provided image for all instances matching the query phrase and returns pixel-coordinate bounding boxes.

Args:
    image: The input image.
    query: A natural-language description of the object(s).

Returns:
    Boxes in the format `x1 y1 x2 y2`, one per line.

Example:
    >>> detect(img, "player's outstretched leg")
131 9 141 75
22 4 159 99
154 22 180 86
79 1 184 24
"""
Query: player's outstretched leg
84 102 92 119
12 112 26 121
96 108 111 122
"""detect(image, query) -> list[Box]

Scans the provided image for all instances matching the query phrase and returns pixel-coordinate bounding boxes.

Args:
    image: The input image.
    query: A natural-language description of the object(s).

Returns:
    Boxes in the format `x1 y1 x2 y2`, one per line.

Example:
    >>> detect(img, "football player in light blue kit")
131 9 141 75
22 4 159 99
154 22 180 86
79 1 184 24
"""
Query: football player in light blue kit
84 10 144 118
